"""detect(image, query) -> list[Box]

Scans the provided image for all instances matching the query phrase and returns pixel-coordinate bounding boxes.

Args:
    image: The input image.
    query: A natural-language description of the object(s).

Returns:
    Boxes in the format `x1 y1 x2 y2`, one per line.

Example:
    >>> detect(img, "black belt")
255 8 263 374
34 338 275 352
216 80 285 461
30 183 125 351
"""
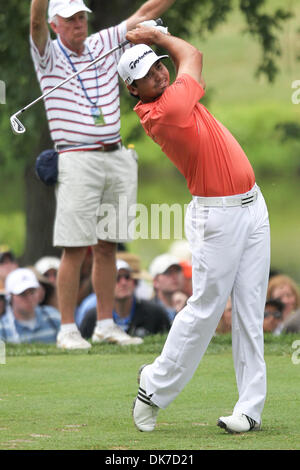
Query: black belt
55 143 121 153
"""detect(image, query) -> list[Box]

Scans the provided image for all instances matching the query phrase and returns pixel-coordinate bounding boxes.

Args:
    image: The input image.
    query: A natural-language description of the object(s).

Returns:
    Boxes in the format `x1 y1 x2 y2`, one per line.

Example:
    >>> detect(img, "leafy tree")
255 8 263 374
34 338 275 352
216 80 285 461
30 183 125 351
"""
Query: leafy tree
0 0 293 263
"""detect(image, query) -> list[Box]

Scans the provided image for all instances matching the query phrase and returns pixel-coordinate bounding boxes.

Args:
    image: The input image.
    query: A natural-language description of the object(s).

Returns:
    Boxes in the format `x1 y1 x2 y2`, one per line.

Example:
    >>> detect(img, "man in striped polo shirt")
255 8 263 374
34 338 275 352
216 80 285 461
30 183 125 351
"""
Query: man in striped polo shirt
30 0 176 350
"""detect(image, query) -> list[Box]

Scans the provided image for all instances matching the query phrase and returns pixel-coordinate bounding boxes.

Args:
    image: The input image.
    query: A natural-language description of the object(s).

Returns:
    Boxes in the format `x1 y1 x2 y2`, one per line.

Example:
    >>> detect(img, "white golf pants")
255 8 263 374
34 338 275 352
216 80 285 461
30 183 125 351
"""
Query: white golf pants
145 185 270 423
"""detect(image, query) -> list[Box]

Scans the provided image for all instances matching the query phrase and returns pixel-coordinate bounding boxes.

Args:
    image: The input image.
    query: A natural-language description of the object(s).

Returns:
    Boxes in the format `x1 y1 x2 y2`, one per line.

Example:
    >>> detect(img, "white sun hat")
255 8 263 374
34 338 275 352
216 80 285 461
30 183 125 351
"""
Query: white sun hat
48 0 92 23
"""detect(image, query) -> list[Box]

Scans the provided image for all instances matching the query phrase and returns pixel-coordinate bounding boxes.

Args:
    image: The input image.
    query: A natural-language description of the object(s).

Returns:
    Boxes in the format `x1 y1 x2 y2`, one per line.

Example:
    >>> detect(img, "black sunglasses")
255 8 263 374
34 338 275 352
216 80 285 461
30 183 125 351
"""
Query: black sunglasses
117 273 132 282
264 311 282 320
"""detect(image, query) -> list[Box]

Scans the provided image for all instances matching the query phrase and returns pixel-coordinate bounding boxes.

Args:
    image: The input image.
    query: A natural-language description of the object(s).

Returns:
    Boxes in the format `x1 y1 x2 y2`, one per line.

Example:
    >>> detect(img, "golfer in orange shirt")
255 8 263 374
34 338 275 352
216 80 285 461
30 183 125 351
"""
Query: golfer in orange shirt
118 25 270 434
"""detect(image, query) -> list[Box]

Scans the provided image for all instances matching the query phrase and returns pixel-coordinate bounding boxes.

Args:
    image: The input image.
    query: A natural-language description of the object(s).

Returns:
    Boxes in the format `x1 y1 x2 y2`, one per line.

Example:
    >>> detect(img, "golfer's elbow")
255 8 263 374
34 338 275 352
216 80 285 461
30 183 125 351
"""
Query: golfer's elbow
190 48 204 80
195 49 203 69
186 47 203 70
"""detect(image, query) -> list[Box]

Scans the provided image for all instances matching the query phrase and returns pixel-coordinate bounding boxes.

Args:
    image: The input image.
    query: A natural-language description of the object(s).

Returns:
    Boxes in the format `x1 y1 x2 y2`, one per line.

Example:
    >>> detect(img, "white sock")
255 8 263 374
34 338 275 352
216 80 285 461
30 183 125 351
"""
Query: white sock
60 323 78 333
97 319 114 328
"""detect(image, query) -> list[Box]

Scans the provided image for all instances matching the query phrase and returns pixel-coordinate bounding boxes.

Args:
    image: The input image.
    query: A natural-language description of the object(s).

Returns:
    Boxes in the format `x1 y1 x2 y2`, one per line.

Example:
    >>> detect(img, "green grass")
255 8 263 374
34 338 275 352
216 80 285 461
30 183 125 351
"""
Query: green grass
1 334 300 450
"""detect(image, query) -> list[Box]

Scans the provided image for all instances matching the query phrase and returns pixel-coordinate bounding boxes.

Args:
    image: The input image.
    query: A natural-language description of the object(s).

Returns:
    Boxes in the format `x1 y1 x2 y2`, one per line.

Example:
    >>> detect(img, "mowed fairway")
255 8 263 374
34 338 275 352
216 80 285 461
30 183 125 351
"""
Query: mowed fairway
0 336 300 450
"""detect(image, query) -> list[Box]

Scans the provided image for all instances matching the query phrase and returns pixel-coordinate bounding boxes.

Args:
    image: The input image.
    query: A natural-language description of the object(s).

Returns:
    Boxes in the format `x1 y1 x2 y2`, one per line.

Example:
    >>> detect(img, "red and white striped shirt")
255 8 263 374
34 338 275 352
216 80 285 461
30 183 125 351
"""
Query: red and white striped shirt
30 22 128 152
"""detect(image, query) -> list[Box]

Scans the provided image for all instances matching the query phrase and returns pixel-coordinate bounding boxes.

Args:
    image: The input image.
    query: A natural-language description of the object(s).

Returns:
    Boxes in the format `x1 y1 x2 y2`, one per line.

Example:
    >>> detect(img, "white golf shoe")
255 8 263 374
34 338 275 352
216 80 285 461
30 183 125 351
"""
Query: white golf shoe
56 329 91 350
133 365 159 432
217 412 261 433
92 323 143 346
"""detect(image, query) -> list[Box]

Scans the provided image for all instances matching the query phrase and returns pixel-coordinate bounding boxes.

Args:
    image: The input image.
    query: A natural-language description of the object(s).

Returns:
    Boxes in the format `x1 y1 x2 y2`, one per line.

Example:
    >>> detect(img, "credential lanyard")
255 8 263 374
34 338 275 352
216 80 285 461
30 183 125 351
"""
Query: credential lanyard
57 37 100 106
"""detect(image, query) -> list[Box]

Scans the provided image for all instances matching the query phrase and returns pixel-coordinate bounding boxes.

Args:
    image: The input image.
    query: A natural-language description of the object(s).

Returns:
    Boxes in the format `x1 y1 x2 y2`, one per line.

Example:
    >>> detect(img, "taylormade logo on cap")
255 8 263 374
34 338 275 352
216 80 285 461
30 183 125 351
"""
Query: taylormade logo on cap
129 49 154 70
118 44 168 85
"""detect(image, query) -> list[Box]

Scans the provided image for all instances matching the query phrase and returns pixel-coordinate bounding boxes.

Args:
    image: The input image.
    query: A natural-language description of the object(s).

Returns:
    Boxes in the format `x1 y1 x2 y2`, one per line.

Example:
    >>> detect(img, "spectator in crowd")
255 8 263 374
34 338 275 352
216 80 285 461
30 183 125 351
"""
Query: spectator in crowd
116 251 153 300
282 307 300 333
0 246 19 290
179 260 193 298
35 256 60 285
30 266 58 309
149 254 184 324
0 268 61 343
267 274 300 335
263 298 284 334
168 241 192 297
75 251 153 326
34 256 61 309
79 260 170 340
216 297 232 334
171 290 188 314
0 288 6 318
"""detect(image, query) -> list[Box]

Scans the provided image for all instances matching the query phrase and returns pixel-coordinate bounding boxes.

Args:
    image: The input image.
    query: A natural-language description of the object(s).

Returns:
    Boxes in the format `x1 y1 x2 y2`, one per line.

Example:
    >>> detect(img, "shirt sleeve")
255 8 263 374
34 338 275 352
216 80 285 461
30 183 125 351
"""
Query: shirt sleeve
155 73 205 125
30 32 55 75
0 309 20 343
98 20 129 64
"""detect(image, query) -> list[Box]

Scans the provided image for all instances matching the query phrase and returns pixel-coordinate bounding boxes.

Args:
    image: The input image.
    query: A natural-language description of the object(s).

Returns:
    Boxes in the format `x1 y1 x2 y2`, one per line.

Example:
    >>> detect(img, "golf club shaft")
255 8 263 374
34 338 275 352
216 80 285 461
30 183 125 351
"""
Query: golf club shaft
15 40 128 118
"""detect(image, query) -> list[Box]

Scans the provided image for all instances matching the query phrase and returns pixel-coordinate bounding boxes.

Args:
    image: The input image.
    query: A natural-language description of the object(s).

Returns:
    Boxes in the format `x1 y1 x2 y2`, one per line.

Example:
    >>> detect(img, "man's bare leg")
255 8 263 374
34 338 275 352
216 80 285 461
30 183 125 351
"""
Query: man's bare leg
56 246 91 349
92 240 117 321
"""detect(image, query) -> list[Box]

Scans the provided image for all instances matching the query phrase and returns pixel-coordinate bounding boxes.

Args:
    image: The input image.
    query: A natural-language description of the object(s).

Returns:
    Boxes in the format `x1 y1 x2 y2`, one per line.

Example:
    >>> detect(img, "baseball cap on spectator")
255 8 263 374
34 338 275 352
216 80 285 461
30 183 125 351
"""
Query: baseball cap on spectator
168 240 192 262
35 256 61 276
48 0 91 23
118 44 168 85
149 254 181 279
116 252 152 281
28 267 53 287
116 259 132 272
5 268 40 295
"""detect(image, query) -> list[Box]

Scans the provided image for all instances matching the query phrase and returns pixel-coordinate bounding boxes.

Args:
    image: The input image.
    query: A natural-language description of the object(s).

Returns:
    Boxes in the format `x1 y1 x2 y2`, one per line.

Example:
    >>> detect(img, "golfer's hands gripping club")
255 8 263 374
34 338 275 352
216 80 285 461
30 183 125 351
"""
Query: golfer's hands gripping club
139 19 168 35
127 19 169 46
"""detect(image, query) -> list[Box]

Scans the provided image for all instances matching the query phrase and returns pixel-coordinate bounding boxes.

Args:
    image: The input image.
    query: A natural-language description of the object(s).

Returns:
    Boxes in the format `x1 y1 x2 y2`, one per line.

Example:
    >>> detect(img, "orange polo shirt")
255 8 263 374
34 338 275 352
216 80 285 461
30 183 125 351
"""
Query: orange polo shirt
134 74 255 197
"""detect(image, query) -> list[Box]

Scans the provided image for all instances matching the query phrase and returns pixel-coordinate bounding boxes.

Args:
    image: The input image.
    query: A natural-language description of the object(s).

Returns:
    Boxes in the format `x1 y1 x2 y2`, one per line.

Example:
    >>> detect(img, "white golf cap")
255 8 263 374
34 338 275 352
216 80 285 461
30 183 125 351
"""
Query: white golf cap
48 0 91 22
117 44 168 85
5 268 40 295
168 240 192 262
34 256 61 275
116 259 132 272
149 254 181 278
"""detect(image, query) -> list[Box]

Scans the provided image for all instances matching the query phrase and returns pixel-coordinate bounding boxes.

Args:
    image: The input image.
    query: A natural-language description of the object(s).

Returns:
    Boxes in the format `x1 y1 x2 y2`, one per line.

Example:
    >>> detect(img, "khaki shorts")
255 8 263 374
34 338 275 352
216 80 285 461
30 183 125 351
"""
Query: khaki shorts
54 146 138 247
